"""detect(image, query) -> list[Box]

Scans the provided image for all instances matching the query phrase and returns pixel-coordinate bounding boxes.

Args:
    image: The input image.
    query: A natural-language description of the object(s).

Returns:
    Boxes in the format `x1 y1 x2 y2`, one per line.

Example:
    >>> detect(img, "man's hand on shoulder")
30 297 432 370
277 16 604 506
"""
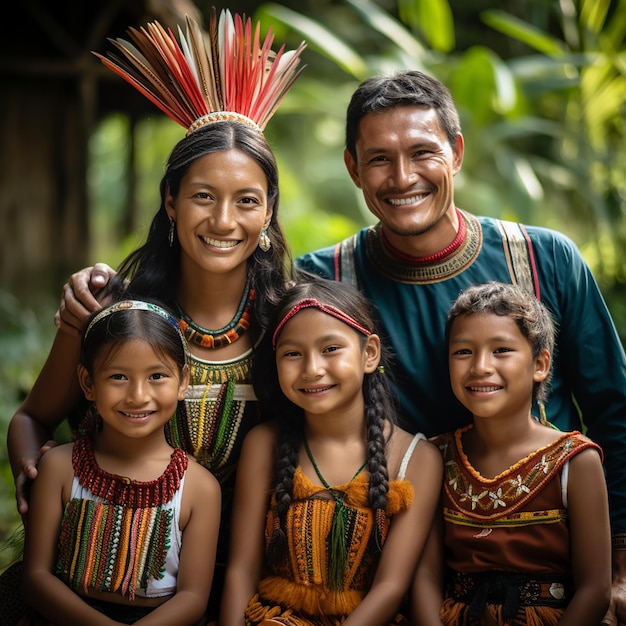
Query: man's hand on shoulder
54 263 116 335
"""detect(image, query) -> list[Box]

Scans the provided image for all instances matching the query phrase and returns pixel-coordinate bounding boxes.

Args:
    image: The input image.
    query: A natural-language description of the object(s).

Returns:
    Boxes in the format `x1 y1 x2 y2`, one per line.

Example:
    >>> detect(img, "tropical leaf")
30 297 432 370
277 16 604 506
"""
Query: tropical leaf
580 0 612 34
259 3 369 79
481 10 567 56
397 0 455 52
345 0 430 59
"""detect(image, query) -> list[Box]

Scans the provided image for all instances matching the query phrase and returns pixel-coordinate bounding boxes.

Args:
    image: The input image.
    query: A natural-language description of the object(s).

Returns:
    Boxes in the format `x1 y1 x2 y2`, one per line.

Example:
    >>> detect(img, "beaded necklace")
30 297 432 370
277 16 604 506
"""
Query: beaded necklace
379 207 467 265
303 437 367 591
73 436 188 508
176 274 255 349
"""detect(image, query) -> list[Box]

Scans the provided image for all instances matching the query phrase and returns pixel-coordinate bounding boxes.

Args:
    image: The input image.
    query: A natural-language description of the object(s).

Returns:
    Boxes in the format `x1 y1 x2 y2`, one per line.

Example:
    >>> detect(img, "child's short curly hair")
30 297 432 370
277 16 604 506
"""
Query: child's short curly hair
446 282 556 403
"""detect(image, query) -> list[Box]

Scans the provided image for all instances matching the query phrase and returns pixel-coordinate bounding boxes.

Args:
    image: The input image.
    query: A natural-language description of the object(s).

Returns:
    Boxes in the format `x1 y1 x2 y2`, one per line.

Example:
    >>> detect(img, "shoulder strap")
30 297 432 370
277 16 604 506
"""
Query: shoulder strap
397 433 426 480
496 219 541 299
333 234 359 287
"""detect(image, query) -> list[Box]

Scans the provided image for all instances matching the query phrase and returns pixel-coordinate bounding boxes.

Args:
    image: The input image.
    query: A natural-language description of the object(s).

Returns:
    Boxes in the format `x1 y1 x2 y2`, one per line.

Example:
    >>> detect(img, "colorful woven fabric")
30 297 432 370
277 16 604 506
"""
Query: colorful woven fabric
55 437 187 601
246 468 413 621
166 349 257 484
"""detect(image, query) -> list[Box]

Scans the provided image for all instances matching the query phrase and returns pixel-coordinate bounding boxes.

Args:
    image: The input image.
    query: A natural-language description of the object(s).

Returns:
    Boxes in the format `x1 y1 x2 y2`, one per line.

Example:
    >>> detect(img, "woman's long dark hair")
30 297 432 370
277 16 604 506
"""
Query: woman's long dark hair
112 121 292 335
253 272 397 567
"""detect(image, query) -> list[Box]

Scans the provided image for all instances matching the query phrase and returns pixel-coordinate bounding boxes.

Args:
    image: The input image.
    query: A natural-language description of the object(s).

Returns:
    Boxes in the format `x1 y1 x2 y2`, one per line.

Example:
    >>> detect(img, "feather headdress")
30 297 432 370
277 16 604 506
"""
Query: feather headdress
93 7 306 135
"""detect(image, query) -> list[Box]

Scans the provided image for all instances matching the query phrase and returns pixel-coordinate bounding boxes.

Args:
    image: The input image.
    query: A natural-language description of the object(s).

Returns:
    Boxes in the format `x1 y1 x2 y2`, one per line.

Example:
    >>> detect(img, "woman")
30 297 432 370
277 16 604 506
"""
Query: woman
7 10 305 623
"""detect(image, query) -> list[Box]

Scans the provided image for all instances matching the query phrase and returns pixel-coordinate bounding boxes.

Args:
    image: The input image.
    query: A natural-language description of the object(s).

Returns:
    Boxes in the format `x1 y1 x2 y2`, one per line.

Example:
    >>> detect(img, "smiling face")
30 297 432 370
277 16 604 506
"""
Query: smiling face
78 339 189 441
448 313 550 423
344 105 464 256
165 148 273 280
274 308 380 421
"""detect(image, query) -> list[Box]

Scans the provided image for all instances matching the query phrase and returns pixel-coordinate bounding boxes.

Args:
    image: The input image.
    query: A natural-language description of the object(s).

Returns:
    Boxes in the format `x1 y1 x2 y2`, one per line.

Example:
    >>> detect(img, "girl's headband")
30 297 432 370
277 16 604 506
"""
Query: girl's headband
272 298 372 349
93 8 306 137
84 300 189 358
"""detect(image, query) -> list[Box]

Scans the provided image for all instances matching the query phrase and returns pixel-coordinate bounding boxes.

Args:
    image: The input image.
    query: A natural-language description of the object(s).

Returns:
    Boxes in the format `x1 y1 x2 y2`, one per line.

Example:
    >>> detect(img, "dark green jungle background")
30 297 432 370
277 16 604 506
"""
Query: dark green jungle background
2 0 626 569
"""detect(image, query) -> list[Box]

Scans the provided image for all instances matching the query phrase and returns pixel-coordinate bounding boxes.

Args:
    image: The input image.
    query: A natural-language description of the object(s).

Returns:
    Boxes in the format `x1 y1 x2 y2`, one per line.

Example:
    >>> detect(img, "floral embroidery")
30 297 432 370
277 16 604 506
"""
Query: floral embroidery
433 425 600 522
489 488 506 509
461 484 488 510
511 474 531 497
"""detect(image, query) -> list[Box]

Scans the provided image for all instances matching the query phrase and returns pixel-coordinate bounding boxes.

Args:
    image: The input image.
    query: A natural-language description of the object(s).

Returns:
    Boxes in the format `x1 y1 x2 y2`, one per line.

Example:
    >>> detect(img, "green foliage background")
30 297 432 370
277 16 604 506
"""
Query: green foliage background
2 0 625 568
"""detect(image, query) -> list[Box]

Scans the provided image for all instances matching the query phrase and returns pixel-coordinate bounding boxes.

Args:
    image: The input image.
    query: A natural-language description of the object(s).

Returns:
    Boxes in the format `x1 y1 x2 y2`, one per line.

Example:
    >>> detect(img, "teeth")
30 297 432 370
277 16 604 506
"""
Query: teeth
122 412 151 418
388 194 428 206
302 386 332 393
201 236 238 249
469 386 501 392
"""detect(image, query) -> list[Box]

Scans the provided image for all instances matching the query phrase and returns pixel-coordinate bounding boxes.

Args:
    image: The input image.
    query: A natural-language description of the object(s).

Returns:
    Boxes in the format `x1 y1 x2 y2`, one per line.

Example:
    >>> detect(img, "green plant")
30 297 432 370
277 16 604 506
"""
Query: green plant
0 290 57 570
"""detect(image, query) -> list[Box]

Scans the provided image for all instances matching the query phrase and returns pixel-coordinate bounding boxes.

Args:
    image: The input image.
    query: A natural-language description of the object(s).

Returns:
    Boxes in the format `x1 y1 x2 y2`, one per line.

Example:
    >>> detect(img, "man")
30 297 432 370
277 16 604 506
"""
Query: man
51 69 626 623
295 70 626 625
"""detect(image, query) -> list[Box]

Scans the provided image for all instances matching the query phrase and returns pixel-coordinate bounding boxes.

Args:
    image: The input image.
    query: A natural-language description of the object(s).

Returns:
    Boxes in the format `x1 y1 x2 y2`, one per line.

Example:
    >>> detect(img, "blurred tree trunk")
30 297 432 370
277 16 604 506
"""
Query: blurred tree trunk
0 82 90 300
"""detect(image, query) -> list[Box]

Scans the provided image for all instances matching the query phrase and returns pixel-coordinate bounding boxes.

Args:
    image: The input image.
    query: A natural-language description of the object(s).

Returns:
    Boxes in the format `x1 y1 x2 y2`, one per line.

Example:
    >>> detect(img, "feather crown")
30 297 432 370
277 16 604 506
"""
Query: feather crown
93 7 306 136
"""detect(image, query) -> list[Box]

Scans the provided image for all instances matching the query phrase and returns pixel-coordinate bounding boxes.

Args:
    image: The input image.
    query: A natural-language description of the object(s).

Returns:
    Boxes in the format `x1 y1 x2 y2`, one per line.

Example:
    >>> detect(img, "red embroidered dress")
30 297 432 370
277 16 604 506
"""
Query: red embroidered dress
432 426 603 626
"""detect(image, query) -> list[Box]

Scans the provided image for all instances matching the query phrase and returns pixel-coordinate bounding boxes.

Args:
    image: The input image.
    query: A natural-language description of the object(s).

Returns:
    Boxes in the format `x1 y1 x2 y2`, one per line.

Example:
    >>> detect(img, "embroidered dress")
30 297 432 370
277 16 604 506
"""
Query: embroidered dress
56 437 188 602
166 348 258 486
244 435 423 625
432 426 602 625
296 213 626 537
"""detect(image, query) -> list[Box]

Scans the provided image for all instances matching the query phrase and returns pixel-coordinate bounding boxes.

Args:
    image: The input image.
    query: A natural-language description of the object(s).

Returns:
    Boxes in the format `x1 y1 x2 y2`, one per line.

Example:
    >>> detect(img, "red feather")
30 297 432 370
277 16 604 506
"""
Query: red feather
92 10 306 133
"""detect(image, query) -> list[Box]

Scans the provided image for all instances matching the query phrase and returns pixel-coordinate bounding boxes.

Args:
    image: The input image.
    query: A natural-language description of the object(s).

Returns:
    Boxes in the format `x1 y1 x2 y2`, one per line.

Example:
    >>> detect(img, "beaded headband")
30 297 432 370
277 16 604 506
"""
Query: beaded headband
93 8 306 136
272 298 372 349
84 300 189 359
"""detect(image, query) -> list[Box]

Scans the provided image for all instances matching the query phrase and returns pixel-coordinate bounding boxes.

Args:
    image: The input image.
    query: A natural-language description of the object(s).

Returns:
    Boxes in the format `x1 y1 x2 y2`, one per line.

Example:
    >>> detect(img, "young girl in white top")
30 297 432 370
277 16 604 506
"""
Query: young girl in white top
21 300 221 625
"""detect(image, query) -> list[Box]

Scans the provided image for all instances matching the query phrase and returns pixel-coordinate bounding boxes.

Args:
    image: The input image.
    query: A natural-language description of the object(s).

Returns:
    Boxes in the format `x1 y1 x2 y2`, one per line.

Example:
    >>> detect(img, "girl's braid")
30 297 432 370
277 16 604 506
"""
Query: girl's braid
267 419 301 569
364 370 391 551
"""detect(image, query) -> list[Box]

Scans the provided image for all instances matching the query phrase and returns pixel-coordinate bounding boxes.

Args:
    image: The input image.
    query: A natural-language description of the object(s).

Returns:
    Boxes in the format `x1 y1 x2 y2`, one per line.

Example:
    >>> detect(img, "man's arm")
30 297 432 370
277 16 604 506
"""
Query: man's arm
532 228 626 625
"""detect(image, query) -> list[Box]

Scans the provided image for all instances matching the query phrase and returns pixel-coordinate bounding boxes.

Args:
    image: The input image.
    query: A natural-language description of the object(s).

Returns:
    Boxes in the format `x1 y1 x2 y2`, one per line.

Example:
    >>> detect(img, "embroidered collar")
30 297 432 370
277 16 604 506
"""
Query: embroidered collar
365 210 482 284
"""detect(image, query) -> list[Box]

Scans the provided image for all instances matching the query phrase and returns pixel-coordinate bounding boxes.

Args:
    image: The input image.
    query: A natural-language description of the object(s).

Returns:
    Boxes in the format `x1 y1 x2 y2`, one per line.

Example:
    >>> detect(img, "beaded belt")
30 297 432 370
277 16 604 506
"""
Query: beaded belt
446 569 572 618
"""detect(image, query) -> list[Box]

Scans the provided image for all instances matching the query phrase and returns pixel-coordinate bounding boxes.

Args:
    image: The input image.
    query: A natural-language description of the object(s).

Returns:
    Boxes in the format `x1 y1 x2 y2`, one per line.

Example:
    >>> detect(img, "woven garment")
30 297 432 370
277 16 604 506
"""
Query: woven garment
245 468 413 623
433 427 602 625
439 600 562 626
245 597 410 626
166 349 258 484
56 437 187 601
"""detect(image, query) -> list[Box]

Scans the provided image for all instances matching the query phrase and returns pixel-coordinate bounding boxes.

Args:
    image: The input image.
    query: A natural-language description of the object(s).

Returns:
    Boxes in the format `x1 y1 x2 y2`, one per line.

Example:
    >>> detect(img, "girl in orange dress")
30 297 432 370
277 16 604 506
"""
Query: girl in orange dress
221 276 443 626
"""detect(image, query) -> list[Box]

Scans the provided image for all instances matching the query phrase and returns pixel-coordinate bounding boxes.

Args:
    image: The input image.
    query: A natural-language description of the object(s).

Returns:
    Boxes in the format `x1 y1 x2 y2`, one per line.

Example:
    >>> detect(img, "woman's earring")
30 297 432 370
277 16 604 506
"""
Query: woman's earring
168 218 175 247
259 228 271 252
